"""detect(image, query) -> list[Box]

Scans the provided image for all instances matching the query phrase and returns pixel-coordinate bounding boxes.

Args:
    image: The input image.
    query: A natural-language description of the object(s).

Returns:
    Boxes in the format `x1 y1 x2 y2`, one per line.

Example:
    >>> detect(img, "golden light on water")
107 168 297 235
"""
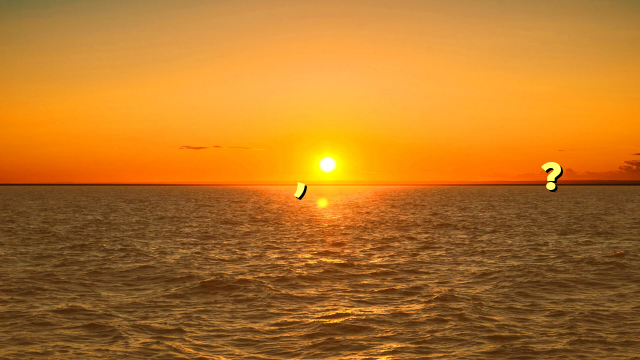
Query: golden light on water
319 157 337 173
317 198 329 208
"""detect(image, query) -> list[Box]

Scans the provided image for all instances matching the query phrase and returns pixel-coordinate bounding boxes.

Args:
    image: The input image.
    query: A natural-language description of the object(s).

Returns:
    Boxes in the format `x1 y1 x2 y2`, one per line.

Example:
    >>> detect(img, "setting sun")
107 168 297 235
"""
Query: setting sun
319 157 337 173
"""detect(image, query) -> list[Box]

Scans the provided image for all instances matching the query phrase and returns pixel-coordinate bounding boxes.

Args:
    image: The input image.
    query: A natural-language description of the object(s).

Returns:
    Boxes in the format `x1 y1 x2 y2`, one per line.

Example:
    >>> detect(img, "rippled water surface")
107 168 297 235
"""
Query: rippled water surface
1 185 639 359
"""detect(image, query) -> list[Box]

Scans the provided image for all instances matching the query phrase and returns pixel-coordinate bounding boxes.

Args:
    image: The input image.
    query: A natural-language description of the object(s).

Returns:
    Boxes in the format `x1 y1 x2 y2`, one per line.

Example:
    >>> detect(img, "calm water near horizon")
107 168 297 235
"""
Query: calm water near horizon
1 185 639 359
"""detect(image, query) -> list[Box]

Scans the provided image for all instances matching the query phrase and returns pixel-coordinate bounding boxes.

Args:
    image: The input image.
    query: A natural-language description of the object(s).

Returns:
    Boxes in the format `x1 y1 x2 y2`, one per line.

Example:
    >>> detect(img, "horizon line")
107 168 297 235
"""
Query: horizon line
2 180 640 186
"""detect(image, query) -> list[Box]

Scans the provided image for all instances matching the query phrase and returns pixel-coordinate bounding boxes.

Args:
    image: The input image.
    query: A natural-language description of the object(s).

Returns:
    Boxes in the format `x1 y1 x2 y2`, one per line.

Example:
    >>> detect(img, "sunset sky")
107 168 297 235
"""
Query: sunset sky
1 0 639 183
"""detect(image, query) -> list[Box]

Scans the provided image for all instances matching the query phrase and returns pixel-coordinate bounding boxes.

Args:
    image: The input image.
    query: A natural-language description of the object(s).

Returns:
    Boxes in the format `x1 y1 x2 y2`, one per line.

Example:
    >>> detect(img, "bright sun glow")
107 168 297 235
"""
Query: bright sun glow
317 198 328 208
319 157 337 173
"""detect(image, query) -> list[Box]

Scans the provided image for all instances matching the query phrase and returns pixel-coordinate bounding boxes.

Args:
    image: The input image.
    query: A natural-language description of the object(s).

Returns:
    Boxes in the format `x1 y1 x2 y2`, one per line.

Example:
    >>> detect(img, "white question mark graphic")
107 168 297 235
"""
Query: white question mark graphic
541 162 563 192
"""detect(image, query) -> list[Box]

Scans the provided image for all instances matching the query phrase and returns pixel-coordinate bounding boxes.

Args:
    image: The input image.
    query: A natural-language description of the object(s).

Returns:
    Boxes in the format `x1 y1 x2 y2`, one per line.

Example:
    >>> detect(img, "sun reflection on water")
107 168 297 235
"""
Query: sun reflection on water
317 197 328 208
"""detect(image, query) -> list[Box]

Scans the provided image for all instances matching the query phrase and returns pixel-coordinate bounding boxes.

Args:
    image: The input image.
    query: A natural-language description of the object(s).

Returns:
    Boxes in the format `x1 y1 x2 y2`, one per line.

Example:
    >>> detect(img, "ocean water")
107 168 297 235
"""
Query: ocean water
1 185 639 359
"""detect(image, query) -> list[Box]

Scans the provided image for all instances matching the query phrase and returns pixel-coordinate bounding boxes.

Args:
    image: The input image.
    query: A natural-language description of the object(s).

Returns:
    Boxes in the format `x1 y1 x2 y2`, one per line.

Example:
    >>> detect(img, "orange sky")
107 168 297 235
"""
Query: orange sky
1 0 639 183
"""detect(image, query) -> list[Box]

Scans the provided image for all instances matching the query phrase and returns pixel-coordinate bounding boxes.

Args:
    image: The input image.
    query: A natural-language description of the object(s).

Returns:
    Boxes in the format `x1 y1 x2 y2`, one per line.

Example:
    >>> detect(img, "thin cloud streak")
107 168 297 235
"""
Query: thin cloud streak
178 145 263 150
